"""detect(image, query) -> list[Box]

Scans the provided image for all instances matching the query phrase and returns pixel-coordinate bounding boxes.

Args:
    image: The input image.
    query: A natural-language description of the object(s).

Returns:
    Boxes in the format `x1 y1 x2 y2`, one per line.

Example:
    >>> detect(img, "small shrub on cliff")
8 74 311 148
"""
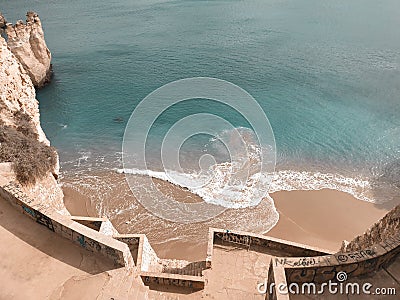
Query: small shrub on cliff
0 124 57 185
13 110 39 140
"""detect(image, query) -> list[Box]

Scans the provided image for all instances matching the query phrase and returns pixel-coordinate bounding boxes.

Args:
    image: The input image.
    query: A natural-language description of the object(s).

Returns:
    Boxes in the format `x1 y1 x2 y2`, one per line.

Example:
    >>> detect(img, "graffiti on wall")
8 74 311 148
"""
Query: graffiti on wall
215 231 251 247
77 234 86 247
335 249 376 263
21 204 54 231
35 211 54 231
22 205 35 218
282 245 399 284
1 184 128 268
142 275 204 289
214 230 326 257
275 257 321 268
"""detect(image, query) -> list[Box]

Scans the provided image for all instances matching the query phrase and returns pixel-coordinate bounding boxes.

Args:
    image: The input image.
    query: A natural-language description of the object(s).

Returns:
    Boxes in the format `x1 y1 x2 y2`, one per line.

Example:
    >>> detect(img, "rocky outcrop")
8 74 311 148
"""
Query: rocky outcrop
0 34 65 214
340 204 400 252
22 172 68 214
0 12 6 29
4 11 52 88
0 35 49 144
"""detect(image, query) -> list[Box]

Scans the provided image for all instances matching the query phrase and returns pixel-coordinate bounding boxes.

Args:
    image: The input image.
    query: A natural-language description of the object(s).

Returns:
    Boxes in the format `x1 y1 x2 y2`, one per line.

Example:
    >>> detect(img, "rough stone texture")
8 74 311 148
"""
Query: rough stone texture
0 33 63 212
341 204 400 252
5 12 52 88
0 12 6 29
0 35 48 144
99 219 119 236
21 173 68 215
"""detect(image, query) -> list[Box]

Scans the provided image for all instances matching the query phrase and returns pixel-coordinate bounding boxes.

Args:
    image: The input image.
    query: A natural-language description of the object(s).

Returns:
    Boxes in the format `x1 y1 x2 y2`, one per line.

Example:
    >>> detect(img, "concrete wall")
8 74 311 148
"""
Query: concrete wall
208 227 400 287
116 234 190 274
275 234 400 284
0 180 207 290
139 235 162 273
141 272 205 290
0 182 134 270
265 261 290 300
115 233 206 289
70 216 105 231
269 205 400 285
114 234 141 265
209 228 331 262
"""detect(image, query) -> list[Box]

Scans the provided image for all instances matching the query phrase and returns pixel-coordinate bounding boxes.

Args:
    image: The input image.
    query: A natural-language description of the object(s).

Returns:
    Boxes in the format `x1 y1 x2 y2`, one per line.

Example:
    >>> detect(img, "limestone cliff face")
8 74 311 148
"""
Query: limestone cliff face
0 36 49 144
0 13 5 29
0 35 66 214
4 12 52 88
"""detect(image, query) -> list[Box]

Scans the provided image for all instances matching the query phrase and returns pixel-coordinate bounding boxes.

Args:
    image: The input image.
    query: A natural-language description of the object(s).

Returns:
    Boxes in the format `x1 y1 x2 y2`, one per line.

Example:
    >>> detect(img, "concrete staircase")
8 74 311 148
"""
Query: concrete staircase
98 268 177 300
161 260 207 277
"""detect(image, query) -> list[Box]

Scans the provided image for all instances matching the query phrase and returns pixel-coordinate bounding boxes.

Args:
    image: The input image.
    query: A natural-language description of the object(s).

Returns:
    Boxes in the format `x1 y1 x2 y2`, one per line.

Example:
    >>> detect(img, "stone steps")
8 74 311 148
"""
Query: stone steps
161 261 207 277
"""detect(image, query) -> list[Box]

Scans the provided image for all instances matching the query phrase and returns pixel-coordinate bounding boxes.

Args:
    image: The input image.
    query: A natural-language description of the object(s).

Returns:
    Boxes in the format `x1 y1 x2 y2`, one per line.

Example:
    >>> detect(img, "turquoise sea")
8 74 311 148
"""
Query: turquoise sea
3 0 400 205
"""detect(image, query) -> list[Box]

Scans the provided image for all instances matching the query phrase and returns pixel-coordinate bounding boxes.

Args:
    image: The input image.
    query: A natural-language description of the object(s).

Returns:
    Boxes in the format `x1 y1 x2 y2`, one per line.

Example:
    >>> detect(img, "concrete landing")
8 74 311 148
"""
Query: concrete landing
0 196 115 300
203 244 271 299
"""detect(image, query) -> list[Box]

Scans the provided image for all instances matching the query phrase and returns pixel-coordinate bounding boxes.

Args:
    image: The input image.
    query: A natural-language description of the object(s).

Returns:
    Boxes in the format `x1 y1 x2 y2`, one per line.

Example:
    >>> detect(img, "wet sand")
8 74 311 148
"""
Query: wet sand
62 172 392 259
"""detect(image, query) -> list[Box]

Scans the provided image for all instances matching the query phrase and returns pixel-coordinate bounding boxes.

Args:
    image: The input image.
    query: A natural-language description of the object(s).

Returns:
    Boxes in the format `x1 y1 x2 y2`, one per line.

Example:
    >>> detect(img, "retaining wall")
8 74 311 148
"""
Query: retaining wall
206 227 400 286
208 227 332 266
0 182 134 269
115 233 206 289
0 181 206 290
278 233 400 284
141 272 205 289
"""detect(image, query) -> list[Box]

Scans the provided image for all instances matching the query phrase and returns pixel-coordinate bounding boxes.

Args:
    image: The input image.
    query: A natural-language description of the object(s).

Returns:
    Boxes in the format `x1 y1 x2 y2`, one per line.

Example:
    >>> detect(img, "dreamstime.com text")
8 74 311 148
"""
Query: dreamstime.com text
257 271 396 296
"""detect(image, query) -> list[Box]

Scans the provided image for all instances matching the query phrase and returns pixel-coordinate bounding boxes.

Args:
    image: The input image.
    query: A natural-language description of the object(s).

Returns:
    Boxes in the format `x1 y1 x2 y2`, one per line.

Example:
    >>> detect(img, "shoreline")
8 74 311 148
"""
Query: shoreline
62 172 393 260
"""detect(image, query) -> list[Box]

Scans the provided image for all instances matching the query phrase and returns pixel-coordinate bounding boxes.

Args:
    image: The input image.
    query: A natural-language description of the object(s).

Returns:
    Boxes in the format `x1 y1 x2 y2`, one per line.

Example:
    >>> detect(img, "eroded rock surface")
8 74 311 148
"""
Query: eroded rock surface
5 11 52 88
0 35 49 144
0 34 65 214
0 12 6 29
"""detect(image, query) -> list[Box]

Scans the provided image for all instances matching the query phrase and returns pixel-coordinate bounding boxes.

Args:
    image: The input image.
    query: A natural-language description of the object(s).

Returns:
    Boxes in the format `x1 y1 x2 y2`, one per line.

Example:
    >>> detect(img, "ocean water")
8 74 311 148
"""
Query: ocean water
2 0 400 209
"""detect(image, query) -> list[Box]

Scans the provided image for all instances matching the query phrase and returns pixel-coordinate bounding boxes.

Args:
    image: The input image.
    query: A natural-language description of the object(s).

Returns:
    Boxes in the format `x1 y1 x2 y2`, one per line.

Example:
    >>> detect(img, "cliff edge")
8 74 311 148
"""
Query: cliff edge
2 11 52 88
0 34 66 214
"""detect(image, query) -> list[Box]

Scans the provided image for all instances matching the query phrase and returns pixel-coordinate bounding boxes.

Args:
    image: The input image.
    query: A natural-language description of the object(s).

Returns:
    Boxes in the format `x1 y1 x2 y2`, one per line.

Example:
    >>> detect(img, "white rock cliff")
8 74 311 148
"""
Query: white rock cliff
0 33 66 214
4 11 52 88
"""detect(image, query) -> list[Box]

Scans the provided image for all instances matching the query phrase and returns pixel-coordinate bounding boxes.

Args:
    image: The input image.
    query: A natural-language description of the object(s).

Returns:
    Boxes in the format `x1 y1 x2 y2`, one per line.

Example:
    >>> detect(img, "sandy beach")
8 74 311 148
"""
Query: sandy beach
267 189 390 251
62 173 392 260
0 174 396 299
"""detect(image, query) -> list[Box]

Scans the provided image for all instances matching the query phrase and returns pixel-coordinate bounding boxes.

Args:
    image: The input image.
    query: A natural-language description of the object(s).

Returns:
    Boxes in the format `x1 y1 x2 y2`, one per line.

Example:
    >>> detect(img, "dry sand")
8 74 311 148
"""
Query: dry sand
63 186 98 217
268 189 390 251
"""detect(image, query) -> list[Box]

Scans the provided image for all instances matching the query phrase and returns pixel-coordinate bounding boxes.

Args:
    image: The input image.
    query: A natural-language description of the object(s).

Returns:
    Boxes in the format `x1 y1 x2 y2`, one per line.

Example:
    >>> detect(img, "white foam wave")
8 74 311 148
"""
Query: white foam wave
118 167 378 206
269 170 375 203
119 165 270 209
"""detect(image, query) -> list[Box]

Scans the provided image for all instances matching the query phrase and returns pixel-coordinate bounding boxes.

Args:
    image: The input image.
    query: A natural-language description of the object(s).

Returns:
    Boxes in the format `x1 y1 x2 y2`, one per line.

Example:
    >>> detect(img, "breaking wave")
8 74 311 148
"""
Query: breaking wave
118 167 378 207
